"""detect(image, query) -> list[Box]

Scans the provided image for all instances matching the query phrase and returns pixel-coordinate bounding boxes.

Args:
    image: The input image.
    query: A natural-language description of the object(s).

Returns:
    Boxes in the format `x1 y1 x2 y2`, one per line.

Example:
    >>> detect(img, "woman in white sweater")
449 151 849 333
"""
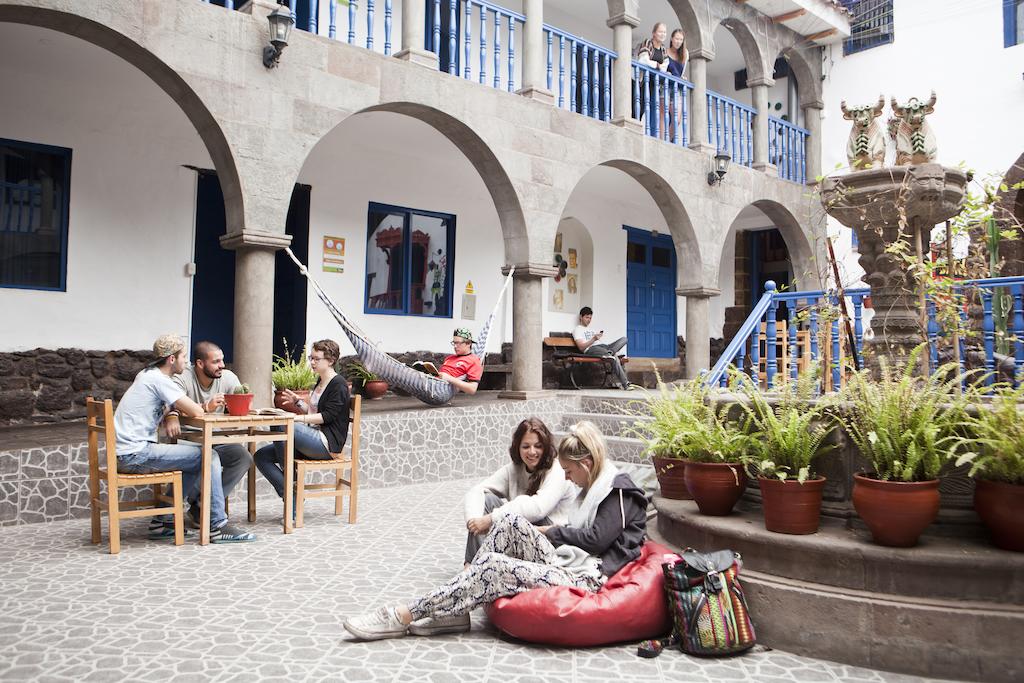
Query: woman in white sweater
463 417 575 564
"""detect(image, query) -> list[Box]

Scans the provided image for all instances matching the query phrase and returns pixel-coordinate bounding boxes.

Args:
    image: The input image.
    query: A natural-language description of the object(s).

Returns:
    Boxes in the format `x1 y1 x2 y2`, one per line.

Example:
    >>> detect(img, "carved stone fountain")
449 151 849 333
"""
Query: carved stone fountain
820 93 968 370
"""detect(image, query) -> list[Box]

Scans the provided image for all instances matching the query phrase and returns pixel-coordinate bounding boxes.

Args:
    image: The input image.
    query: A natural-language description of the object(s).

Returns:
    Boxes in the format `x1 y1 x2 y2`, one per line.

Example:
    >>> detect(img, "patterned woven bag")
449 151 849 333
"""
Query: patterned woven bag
637 549 756 658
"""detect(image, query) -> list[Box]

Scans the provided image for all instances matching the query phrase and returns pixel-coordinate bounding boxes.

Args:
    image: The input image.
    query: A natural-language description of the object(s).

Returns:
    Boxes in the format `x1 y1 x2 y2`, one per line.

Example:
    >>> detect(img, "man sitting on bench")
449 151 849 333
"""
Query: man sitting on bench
572 307 632 390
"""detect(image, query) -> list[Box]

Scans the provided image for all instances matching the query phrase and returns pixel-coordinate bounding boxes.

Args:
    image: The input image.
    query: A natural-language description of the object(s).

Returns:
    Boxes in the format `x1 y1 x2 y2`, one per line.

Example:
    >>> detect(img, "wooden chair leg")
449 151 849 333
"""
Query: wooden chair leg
108 487 121 555
295 463 306 528
172 474 184 547
247 462 257 523
334 467 344 516
348 463 358 525
89 469 101 545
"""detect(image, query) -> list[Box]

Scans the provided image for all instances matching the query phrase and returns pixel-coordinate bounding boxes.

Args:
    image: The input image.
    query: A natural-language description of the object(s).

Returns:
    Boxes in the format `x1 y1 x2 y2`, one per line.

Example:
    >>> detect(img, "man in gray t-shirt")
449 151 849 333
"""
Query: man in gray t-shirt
169 341 253 512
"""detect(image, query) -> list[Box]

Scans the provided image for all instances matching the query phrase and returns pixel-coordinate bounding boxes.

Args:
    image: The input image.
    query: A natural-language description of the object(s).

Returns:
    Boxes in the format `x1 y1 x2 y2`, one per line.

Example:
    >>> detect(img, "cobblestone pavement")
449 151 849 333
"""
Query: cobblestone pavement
0 479 944 682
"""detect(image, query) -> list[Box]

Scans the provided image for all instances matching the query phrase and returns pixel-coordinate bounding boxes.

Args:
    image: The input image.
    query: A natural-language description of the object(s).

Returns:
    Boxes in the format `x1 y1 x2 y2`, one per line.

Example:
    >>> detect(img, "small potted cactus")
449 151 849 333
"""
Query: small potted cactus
224 383 254 416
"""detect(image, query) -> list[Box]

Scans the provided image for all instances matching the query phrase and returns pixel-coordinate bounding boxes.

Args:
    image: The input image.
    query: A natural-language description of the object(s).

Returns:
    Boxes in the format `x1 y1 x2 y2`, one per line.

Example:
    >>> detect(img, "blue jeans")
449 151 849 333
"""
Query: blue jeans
254 423 332 499
118 442 227 529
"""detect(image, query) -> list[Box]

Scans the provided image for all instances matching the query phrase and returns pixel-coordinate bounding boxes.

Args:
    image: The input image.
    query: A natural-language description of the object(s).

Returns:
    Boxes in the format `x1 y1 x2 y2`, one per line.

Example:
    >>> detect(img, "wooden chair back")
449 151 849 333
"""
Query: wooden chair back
294 394 362 527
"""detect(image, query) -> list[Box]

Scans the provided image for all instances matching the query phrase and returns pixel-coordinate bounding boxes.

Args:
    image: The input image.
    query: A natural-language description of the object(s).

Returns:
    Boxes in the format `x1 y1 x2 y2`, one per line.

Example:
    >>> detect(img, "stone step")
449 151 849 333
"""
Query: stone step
559 411 651 440
552 430 648 465
577 393 654 416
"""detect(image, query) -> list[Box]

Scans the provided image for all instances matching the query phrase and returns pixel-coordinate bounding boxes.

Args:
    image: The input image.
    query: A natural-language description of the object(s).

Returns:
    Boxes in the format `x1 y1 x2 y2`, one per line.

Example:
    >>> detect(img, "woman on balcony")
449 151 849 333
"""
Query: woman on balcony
635 23 670 138
667 29 687 78
462 417 575 566
343 421 648 640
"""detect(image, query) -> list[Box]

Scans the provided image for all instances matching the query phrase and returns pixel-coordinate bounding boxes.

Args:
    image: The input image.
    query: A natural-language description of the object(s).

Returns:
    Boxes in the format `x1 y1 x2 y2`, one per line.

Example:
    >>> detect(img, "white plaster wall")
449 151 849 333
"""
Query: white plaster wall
547 217 592 319
297 111 510 356
0 24 211 352
821 0 1024 287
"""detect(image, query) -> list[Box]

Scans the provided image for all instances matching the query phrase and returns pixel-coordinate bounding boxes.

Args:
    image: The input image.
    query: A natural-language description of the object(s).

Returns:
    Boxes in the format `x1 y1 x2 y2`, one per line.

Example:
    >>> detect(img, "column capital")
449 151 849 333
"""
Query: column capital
502 263 558 278
606 12 640 29
220 230 293 251
688 48 715 61
676 286 721 298
801 99 825 111
746 76 775 89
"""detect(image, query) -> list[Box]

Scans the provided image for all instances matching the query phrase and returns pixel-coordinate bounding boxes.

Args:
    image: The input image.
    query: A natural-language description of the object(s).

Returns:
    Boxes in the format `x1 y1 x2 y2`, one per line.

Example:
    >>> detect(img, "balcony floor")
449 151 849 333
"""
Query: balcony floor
0 478 941 682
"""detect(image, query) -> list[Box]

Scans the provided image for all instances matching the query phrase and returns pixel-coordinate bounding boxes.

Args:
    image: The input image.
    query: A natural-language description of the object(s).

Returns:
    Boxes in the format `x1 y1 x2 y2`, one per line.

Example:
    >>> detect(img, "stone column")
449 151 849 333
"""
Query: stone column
516 0 553 103
749 77 776 175
220 230 292 410
687 52 715 155
678 286 720 380
802 101 824 184
395 0 439 68
607 11 641 133
499 264 556 399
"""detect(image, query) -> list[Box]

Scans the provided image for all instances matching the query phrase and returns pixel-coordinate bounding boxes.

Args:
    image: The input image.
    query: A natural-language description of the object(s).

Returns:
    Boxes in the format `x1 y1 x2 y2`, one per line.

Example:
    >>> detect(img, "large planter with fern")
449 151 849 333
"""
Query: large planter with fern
271 345 317 415
652 456 691 500
959 385 1024 552
839 348 969 547
684 461 748 515
345 360 388 400
758 476 827 535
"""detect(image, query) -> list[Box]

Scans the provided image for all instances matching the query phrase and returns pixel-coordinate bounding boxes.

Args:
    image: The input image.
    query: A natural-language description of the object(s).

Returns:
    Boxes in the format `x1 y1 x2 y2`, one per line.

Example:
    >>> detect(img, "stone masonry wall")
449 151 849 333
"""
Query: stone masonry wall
0 348 150 427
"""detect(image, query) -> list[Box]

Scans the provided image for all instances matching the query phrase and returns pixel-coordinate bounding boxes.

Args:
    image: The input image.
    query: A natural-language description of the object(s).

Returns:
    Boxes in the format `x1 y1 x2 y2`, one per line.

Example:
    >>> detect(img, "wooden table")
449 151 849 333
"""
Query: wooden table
178 413 295 545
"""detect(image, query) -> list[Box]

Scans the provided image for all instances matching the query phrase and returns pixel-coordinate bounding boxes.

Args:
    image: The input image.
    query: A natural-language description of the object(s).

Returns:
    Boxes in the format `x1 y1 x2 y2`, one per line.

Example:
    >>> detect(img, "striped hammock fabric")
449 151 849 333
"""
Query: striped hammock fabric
284 248 514 406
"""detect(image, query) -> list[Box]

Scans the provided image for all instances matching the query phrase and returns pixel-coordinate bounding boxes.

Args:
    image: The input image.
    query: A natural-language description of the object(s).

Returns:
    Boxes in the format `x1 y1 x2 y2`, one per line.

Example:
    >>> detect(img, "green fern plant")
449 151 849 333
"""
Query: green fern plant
738 365 837 483
271 341 317 391
956 383 1024 485
837 345 971 482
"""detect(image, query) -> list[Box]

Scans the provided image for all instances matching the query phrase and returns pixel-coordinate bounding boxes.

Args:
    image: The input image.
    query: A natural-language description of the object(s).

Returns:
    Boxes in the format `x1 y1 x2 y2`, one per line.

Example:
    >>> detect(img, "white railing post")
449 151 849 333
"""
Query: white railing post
395 0 438 68
517 0 553 103
607 9 640 133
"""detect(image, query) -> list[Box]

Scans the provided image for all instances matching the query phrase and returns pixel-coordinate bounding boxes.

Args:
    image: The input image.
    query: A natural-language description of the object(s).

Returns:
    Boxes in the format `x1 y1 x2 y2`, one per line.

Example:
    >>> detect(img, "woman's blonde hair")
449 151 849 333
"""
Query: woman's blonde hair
557 420 608 493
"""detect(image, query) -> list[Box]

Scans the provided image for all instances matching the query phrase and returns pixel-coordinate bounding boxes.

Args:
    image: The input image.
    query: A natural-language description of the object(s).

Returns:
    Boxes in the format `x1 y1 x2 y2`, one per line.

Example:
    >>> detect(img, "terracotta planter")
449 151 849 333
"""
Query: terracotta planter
758 476 826 535
684 461 748 516
223 393 254 417
363 380 388 400
274 389 311 415
974 479 1024 552
652 456 692 500
852 473 940 547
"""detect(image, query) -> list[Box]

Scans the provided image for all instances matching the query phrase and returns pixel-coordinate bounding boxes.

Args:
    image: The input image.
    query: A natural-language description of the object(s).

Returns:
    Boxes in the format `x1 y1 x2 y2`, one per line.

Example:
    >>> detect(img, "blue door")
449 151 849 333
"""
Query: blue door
625 227 677 358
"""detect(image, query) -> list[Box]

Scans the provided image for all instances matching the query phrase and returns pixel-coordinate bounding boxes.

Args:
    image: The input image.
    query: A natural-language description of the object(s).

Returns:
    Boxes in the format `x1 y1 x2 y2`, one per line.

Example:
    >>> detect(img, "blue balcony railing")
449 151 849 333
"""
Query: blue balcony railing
425 0 525 92
769 116 808 184
633 63 691 146
940 276 1024 388
544 26 615 122
707 91 754 168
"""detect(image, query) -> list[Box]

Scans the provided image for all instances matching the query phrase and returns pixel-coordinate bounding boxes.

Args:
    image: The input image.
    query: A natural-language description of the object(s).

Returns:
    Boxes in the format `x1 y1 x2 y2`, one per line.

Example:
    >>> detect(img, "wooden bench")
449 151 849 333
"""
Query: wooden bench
543 337 629 390
481 362 512 391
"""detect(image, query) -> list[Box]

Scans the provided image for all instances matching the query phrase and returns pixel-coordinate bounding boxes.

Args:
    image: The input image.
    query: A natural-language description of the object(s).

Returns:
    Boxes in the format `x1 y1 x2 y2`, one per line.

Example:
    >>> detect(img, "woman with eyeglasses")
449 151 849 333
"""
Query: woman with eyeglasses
254 339 350 503
435 327 482 396
343 420 648 640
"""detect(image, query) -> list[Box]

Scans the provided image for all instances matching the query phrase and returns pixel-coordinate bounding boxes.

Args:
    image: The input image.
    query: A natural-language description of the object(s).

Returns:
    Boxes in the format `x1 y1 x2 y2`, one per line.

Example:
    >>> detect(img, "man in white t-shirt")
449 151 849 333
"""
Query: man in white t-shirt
571 306 631 390
113 334 256 544
168 340 253 527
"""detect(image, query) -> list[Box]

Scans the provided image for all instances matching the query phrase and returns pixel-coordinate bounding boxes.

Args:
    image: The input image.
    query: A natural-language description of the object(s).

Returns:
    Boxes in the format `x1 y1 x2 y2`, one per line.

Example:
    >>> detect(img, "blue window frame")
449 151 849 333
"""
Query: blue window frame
0 138 72 291
840 0 894 55
364 202 456 317
1005 0 1024 47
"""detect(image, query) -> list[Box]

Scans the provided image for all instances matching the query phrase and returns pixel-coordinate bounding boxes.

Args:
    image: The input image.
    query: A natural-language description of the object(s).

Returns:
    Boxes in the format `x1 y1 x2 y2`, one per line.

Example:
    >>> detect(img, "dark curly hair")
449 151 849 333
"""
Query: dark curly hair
509 417 556 496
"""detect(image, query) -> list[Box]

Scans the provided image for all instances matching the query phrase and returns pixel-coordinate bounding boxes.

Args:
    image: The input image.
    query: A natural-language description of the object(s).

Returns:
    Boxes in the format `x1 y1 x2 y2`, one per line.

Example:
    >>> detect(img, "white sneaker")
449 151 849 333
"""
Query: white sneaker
408 613 471 636
344 606 408 641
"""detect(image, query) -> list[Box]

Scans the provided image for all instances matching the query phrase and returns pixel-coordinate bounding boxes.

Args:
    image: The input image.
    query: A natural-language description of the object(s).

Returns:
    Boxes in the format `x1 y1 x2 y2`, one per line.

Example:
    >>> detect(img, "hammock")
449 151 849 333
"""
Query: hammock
284 248 514 406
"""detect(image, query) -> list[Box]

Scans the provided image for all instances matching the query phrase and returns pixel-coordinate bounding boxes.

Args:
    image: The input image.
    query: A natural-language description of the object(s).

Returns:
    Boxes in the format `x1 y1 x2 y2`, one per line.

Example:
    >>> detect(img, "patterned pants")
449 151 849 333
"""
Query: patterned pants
408 514 602 620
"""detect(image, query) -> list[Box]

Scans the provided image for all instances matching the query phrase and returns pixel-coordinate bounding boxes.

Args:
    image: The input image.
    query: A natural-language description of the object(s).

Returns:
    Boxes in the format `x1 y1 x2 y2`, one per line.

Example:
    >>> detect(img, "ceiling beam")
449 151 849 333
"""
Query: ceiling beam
806 28 838 41
772 8 807 23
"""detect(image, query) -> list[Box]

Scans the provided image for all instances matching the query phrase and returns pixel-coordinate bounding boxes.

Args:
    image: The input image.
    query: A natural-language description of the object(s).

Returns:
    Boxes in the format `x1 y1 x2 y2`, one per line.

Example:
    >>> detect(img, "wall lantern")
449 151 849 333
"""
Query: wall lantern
263 4 296 69
707 152 731 186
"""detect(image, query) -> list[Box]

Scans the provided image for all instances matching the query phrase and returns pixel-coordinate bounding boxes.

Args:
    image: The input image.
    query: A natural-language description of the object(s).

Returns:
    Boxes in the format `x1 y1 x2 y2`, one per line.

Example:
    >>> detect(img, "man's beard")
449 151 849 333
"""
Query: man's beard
199 365 222 381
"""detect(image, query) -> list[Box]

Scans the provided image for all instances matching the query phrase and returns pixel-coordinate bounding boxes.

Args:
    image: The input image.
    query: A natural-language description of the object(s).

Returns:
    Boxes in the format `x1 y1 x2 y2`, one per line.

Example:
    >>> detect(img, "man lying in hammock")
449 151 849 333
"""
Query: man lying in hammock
413 328 481 396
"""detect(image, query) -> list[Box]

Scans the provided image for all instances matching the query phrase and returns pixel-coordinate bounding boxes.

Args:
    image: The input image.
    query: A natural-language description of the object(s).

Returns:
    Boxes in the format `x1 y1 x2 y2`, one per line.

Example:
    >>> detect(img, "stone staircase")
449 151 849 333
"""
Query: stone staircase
552 394 653 466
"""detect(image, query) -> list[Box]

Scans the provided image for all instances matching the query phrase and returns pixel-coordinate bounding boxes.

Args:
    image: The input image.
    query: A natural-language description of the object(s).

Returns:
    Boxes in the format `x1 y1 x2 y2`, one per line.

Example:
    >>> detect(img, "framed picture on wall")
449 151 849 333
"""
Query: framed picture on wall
567 275 577 294
554 232 563 253
553 289 564 310
568 248 577 269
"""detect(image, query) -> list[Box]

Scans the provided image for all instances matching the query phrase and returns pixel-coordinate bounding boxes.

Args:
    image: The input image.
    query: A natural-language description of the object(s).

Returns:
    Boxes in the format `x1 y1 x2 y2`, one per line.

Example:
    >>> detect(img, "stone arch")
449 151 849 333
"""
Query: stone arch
298 101 528 265
557 159 704 291
717 17 770 85
0 5 244 233
716 199 816 290
666 0 712 56
778 46 823 108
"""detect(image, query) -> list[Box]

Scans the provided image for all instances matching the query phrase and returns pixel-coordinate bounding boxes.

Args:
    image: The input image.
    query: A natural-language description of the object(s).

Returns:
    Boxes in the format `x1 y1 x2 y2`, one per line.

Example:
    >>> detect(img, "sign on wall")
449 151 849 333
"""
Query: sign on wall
322 236 345 273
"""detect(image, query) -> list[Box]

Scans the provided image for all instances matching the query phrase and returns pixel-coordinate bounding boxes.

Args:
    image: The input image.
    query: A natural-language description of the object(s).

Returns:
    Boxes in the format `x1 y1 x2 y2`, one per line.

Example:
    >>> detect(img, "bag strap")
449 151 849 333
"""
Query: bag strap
636 634 679 658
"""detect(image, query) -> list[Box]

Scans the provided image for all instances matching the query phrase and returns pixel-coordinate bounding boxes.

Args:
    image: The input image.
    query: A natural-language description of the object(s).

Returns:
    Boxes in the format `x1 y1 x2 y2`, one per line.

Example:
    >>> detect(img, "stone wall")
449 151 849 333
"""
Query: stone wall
0 348 150 427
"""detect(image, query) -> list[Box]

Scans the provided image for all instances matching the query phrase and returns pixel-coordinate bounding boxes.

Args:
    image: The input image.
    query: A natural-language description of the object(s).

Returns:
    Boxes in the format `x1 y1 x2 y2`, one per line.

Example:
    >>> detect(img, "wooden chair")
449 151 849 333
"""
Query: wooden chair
86 397 185 554
294 394 362 527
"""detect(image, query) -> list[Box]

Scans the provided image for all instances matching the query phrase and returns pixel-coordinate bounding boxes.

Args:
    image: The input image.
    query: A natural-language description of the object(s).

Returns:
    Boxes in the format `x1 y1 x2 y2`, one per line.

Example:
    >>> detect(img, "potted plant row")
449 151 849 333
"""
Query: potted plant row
344 360 389 400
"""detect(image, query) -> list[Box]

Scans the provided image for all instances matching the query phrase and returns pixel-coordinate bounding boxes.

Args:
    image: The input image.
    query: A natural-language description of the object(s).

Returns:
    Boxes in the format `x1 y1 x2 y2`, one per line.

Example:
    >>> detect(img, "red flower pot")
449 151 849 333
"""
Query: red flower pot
653 456 692 500
852 473 940 547
363 380 389 400
223 393 254 417
758 476 826 535
274 389 311 415
974 479 1024 552
684 461 748 516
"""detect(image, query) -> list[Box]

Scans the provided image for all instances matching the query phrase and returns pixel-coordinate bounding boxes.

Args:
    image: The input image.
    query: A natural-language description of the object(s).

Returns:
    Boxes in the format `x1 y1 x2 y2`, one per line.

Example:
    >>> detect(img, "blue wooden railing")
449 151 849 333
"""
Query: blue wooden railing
632 63 691 146
768 116 808 184
707 91 754 168
544 26 615 122
423 0 525 91
705 281 868 390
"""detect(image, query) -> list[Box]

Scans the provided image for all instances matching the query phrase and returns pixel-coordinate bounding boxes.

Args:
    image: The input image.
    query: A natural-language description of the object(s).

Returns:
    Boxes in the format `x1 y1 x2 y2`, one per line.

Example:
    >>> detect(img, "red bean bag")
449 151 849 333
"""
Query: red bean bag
485 541 679 647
